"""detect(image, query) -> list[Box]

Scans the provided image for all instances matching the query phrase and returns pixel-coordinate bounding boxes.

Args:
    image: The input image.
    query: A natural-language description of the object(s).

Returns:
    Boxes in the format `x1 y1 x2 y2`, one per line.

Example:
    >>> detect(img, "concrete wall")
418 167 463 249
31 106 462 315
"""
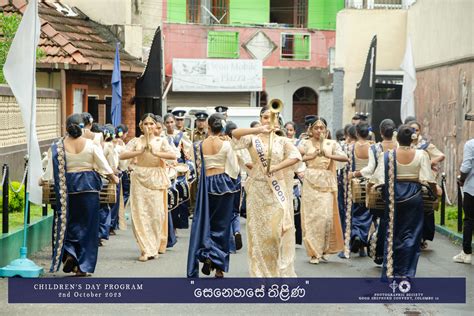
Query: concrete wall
264 68 326 124
335 9 407 124
64 0 143 59
163 23 336 70
317 86 336 135
36 72 62 90
132 0 163 47
407 0 473 69
0 86 61 181
63 0 132 25
414 61 473 199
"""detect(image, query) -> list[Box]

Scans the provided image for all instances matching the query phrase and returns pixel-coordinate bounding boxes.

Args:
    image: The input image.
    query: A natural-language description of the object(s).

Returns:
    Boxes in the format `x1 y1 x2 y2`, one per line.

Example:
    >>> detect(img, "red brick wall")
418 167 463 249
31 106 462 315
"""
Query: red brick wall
121 77 136 139
66 71 137 139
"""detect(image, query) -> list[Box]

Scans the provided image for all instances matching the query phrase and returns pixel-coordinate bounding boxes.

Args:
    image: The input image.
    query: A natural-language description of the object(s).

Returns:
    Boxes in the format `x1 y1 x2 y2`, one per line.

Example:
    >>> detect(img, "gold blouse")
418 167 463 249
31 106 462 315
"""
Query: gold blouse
302 139 345 192
235 134 302 181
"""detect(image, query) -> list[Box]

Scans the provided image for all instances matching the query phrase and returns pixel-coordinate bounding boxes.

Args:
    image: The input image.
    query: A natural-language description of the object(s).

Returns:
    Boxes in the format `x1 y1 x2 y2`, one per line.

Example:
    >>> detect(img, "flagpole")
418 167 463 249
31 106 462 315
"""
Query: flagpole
21 0 38 259
0 1 43 278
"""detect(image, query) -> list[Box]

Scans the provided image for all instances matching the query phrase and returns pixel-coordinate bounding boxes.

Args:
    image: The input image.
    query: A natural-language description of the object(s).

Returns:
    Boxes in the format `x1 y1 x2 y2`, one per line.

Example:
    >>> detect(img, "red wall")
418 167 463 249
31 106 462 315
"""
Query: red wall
163 23 335 75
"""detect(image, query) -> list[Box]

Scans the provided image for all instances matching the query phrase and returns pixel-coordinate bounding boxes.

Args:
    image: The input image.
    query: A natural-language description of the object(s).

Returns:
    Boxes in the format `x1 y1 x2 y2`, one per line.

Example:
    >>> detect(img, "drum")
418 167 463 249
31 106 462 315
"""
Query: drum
175 163 189 177
176 176 190 205
351 177 367 204
421 184 438 214
366 185 385 210
99 181 117 204
42 180 116 205
42 181 55 205
167 167 177 180
167 180 179 211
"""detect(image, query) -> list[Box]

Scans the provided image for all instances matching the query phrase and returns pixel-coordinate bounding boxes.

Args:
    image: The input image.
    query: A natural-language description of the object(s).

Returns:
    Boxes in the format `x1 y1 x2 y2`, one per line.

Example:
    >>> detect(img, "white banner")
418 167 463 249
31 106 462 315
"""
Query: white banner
172 59 262 92
3 0 42 205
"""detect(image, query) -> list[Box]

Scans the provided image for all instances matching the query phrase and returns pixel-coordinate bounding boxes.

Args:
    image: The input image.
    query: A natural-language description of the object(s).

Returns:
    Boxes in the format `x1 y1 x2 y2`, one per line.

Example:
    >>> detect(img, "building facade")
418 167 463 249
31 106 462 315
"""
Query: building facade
335 0 473 199
163 0 344 132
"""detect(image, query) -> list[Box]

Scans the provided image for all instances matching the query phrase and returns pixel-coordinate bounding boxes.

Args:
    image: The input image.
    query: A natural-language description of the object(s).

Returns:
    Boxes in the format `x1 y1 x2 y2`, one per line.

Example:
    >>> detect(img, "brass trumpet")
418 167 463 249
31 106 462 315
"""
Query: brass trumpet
266 99 283 173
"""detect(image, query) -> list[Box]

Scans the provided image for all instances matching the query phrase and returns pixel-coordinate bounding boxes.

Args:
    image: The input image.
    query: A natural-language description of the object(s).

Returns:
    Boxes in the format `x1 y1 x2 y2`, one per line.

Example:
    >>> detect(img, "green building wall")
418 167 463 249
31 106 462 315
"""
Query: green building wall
167 0 343 30
308 0 345 30
167 0 187 23
229 0 270 25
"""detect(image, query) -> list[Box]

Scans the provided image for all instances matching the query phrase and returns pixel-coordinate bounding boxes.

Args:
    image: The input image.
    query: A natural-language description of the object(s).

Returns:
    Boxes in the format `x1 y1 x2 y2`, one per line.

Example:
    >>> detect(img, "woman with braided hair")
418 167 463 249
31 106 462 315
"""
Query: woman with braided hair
371 125 436 278
119 113 177 262
41 114 118 276
300 117 348 264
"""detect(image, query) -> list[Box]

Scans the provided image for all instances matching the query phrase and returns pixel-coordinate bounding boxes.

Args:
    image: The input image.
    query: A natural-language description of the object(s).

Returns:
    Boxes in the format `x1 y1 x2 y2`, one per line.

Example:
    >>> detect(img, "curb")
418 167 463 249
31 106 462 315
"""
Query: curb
435 224 474 247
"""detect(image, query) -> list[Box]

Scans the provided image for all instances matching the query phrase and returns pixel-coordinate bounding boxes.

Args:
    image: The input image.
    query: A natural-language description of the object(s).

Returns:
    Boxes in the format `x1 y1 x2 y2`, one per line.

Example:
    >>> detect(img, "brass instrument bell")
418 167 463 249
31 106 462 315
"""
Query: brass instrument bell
267 99 283 173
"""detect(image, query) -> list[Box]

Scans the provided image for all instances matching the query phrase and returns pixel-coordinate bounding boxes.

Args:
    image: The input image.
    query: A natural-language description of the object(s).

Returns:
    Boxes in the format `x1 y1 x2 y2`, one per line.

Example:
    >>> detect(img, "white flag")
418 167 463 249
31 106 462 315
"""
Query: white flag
400 36 417 123
3 1 42 205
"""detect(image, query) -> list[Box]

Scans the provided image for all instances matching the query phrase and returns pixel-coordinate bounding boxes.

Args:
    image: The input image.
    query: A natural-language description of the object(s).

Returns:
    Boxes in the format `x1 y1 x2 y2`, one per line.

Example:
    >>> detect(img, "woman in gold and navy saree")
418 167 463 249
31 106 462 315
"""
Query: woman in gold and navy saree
43 114 118 276
371 125 435 279
187 113 239 278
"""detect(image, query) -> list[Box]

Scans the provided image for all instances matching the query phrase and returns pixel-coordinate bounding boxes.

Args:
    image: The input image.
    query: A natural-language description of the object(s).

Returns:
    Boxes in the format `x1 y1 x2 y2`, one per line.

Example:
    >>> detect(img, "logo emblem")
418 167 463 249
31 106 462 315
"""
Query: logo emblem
398 280 411 293
389 280 398 293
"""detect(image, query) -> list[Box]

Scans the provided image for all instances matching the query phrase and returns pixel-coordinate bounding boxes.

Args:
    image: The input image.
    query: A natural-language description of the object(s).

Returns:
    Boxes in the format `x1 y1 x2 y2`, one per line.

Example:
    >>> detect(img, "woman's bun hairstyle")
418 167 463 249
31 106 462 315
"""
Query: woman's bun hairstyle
66 114 83 138
208 113 226 134
103 124 116 142
397 124 415 146
81 112 94 126
379 119 396 139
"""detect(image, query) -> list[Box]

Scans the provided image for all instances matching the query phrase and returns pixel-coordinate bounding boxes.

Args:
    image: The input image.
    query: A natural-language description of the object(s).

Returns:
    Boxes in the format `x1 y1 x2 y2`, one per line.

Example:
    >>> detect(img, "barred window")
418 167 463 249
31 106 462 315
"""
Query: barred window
207 31 239 58
281 33 310 60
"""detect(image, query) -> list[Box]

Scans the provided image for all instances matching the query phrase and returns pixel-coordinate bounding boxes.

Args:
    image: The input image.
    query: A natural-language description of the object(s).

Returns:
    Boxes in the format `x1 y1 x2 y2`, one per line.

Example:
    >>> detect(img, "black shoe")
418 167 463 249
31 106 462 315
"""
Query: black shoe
351 236 362 253
235 232 243 251
374 256 383 265
201 259 212 276
62 255 75 273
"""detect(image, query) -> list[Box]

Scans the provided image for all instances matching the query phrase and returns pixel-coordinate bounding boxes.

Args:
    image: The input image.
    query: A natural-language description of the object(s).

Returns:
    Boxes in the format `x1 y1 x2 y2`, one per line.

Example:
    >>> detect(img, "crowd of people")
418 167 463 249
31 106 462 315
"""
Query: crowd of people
40 105 474 279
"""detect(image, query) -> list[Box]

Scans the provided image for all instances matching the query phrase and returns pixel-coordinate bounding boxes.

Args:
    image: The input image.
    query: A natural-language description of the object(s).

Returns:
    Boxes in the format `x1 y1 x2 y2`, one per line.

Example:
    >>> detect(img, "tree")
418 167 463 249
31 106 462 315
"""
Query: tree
0 13 44 84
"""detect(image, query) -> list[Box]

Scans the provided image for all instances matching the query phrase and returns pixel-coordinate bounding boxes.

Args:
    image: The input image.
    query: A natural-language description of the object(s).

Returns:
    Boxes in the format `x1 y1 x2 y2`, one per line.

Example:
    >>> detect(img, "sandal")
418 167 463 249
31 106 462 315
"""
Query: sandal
74 270 88 277
215 269 224 278
138 255 149 262
62 255 76 273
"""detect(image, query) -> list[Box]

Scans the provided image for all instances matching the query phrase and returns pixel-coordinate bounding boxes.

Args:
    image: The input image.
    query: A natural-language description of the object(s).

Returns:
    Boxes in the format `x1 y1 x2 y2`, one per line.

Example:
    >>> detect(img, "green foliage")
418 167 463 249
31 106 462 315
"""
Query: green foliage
0 13 46 84
0 181 25 213
0 13 21 84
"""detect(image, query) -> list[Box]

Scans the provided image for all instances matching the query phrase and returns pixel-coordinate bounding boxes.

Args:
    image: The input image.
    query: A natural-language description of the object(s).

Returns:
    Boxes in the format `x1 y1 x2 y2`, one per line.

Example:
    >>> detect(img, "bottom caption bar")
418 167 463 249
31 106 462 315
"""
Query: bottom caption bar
9 278 465 304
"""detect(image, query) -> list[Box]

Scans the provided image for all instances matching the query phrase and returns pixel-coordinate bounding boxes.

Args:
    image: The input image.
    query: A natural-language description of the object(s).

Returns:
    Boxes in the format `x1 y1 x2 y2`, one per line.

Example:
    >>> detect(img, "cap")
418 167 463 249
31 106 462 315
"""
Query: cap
357 112 369 121
304 115 317 126
215 106 228 113
172 109 186 119
195 112 209 121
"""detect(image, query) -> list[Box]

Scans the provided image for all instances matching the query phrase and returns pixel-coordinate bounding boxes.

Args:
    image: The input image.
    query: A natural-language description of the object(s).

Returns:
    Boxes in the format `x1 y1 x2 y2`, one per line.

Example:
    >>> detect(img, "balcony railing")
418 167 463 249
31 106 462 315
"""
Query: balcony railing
346 0 416 9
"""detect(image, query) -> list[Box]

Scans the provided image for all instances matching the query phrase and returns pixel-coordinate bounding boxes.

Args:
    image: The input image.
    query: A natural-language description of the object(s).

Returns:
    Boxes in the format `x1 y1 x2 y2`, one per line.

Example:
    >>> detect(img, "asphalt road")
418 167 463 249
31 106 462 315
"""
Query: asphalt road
1 217 473 315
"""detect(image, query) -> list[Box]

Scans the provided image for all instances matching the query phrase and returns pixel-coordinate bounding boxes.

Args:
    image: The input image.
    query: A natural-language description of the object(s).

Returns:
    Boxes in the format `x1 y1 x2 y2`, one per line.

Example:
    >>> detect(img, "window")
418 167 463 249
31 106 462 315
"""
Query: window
187 0 200 23
207 31 239 58
211 0 229 24
186 0 229 24
270 0 307 27
281 33 310 60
